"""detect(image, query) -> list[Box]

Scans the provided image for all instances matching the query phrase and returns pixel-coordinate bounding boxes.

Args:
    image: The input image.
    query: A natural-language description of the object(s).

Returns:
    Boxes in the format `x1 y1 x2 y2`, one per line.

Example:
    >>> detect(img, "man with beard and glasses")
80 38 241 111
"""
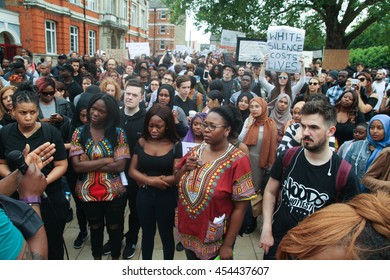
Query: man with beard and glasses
326 70 349 106
259 100 360 260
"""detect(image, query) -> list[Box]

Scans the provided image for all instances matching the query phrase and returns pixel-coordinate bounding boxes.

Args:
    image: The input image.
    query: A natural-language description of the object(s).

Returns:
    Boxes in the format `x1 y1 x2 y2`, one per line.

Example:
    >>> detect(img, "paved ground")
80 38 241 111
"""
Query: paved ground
63 200 265 260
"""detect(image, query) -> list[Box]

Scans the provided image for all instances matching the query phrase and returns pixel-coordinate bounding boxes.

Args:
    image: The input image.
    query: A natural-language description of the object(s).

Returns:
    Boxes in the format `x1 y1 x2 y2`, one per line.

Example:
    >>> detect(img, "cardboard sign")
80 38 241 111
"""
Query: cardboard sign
322 49 350 70
220 29 246 48
105 49 128 64
236 38 267 65
181 142 200 157
126 42 150 59
266 26 305 73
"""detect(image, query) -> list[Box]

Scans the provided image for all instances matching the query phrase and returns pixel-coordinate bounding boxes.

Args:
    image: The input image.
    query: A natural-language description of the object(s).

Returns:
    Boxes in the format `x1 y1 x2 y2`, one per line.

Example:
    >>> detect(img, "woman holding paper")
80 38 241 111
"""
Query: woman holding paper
259 55 305 108
175 106 256 260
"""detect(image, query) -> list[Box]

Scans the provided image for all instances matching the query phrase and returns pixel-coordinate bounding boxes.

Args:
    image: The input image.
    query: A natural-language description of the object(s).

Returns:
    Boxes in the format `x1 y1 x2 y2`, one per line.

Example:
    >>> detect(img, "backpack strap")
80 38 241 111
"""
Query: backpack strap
282 146 302 175
335 159 352 201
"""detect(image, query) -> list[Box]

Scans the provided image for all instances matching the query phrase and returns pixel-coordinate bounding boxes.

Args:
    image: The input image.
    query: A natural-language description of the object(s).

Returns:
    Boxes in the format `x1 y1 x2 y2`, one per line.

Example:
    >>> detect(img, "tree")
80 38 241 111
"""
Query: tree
163 0 390 49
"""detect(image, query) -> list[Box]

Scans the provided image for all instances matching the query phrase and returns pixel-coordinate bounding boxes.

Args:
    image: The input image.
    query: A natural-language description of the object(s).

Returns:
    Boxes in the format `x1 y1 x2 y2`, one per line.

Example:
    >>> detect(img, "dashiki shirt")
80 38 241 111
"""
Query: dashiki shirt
176 143 255 259
69 126 130 202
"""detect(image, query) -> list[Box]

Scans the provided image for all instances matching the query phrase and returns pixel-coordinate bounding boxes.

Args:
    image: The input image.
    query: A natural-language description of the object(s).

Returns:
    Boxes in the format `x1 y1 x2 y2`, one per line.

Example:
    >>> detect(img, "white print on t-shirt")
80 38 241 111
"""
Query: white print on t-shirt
283 177 330 215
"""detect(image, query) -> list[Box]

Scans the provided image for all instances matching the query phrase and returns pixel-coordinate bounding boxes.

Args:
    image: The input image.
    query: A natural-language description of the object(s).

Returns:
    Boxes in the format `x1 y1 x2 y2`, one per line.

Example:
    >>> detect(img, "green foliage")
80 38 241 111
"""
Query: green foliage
349 17 390 49
163 0 390 49
350 46 390 68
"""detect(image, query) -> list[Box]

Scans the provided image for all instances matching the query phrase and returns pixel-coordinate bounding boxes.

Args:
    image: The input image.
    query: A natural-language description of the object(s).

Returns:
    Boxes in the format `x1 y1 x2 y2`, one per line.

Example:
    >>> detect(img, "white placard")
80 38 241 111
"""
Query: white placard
266 26 305 73
313 49 323 58
302 51 313 68
220 30 246 47
181 142 200 157
126 42 150 59
238 40 267 63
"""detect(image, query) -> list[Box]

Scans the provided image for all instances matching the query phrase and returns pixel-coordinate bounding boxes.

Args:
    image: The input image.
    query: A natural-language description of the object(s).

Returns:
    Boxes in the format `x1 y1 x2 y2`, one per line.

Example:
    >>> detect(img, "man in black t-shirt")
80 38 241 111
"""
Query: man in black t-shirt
259 101 360 260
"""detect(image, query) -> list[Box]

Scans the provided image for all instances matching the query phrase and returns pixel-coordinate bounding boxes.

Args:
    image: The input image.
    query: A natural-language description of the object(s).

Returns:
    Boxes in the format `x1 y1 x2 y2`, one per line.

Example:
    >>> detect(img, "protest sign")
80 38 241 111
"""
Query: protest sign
302 51 313 68
266 26 305 73
106 49 128 63
236 38 267 65
322 49 350 70
126 42 150 59
181 142 200 157
220 29 246 48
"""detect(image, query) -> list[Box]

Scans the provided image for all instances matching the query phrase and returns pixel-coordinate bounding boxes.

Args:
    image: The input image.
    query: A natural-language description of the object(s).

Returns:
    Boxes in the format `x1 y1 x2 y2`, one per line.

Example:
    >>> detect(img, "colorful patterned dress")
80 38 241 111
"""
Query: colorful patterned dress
176 143 255 259
69 125 130 202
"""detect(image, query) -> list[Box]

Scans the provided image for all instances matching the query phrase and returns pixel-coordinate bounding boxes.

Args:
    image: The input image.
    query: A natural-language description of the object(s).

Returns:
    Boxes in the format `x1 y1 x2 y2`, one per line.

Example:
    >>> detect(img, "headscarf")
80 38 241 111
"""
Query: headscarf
237 92 254 122
156 84 175 110
269 93 292 131
243 97 278 168
182 112 207 143
366 114 390 169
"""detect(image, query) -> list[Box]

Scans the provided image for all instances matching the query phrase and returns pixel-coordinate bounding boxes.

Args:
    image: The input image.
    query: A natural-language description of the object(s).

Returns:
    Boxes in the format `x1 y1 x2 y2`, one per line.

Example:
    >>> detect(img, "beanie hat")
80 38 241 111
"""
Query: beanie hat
328 70 338 80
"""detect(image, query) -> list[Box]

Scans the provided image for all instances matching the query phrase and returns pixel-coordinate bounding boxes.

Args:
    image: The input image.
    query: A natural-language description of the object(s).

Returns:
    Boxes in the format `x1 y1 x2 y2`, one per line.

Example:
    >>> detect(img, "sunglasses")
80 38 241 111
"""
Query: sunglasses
308 82 318 86
358 77 366 82
278 76 288 80
41 91 55 96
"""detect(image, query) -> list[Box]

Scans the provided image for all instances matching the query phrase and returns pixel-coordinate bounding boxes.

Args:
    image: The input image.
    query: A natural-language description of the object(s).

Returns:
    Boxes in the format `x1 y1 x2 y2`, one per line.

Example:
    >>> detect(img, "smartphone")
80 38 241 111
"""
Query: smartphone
203 70 209 80
351 79 359 85
167 50 172 56
50 113 57 118
195 75 201 83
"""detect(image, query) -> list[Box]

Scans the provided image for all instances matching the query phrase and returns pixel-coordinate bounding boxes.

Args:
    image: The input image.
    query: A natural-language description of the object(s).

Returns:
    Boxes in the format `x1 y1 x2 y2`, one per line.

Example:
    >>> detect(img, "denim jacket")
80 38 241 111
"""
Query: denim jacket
344 140 371 190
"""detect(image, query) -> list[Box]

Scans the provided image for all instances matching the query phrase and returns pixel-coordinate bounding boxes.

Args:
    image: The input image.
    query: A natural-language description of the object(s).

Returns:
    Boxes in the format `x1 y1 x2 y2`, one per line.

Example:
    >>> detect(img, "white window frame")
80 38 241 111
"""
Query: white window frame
123 0 128 20
160 10 166 19
160 26 166 34
70 26 79 53
160 40 165 50
87 0 96 11
140 9 146 29
45 20 56 55
69 0 78 4
131 4 137 26
88 30 96 56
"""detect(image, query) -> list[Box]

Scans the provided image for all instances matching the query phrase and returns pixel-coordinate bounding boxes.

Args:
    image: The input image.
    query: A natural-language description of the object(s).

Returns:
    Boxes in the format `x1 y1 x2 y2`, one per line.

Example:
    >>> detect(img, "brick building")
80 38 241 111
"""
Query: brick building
1 0 148 61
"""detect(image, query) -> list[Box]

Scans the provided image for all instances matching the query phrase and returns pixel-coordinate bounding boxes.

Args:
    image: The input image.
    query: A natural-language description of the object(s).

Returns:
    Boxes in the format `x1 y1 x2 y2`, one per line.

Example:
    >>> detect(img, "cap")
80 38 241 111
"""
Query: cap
58 54 67 59
315 59 322 64
59 63 74 73
13 55 24 62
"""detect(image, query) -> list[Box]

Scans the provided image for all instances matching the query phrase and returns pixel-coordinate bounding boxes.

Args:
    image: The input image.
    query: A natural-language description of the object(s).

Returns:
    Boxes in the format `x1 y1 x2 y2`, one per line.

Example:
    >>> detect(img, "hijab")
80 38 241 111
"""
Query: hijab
243 97 278 168
237 92 254 122
156 84 176 110
182 112 207 143
269 93 292 131
366 114 390 169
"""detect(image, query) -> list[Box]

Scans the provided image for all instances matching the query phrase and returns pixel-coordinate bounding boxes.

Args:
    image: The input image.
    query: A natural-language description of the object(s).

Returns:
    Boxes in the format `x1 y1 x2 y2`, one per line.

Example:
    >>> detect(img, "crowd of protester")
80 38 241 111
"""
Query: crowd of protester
0 47 389 260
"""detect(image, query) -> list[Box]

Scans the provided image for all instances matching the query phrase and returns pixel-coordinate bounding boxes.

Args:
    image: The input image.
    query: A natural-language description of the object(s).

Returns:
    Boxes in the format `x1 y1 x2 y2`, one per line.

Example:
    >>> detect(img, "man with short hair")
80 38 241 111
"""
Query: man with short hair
372 69 388 111
174 75 197 116
51 54 67 79
99 58 120 82
70 58 82 87
259 100 360 260
58 63 82 103
230 72 257 106
221 64 241 104
34 62 52 84
146 70 177 110
325 70 349 105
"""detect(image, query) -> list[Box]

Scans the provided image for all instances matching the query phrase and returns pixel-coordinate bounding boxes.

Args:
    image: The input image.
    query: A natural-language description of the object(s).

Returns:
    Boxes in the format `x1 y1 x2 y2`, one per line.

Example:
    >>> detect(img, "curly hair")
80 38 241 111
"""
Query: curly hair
277 191 390 260
99 77 121 101
334 90 359 123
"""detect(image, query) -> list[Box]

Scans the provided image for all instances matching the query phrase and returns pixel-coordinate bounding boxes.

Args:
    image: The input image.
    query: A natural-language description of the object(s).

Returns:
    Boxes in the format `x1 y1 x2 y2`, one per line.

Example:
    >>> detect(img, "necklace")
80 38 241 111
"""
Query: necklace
21 122 39 138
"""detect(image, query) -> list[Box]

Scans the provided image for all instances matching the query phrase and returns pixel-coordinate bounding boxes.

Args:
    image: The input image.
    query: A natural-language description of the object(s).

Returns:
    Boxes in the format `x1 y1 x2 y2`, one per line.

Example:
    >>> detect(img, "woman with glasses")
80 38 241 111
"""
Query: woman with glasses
293 77 322 105
259 55 305 109
175 105 255 260
35 77 73 138
356 73 378 122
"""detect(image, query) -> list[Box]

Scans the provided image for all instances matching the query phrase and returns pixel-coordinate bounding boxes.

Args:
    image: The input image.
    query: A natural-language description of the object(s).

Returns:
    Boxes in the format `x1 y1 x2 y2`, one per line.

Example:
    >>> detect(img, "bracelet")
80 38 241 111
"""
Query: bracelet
20 196 42 204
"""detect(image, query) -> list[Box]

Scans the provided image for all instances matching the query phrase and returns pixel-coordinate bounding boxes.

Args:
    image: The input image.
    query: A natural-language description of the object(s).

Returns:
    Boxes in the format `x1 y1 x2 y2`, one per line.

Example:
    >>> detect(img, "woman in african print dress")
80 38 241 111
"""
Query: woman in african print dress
174 106 256 260
70 93 130 260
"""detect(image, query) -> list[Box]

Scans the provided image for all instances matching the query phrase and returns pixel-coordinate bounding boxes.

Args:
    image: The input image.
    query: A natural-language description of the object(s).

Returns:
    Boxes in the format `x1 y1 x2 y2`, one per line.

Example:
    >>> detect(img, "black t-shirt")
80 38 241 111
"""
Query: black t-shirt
0 123 67 193
173 95 197 116
270 148 359 239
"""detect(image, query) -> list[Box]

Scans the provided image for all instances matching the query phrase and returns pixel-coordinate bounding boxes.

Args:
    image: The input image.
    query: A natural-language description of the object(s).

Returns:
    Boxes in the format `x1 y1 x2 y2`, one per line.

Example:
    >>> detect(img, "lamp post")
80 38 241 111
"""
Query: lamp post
83 0 86 54
153 7 156 56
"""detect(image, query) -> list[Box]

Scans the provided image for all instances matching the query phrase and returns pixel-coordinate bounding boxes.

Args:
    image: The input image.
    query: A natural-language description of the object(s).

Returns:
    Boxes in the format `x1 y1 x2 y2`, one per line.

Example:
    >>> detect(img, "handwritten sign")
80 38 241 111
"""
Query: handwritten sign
105 49 128 64
220 29 246 48
126 43 150 59
302 51 313 68
236 38 267 64
267 26 305 73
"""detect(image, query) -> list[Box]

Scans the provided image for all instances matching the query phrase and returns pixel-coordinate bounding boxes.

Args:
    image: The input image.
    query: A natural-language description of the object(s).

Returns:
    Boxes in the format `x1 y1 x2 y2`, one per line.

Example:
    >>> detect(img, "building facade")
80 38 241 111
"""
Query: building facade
2 0 148 60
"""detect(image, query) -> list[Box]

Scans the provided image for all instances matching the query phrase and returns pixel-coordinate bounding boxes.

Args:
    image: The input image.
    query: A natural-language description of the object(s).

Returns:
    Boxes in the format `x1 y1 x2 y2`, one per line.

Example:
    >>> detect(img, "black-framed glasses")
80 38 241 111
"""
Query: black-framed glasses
308 82 318 85
278 76 288 80
201 123 227 131
358 77 366 82
41 91 55 96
